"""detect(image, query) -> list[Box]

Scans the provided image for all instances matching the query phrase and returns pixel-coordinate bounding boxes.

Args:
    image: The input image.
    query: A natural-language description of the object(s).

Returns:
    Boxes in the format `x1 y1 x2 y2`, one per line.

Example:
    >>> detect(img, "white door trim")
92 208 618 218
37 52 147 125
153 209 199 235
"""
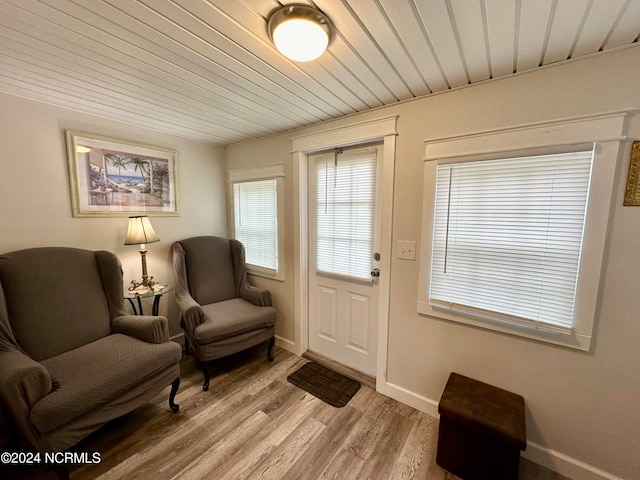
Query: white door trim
291 115 398 393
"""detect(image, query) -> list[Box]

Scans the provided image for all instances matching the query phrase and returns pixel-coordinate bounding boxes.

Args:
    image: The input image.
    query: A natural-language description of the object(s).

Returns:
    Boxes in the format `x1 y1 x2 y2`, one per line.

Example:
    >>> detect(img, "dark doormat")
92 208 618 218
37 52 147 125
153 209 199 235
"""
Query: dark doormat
287 361 361 408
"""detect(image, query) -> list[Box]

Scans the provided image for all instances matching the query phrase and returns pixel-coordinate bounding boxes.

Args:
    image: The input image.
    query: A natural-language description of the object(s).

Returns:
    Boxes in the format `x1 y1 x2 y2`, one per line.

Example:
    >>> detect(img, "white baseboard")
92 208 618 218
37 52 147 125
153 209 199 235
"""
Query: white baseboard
384 381 623 480
274 335 296 353
522 442 624 480
384 381 440 418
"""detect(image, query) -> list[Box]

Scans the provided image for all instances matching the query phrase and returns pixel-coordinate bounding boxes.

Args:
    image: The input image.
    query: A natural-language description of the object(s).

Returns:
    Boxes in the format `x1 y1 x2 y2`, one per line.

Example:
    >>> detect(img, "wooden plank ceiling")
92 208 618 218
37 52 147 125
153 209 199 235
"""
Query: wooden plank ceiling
0 0 638 145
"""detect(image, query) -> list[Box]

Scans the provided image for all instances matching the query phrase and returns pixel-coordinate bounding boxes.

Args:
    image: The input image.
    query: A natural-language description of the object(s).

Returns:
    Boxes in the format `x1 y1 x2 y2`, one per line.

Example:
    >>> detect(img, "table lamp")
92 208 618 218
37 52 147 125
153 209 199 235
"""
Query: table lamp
124 215 160 290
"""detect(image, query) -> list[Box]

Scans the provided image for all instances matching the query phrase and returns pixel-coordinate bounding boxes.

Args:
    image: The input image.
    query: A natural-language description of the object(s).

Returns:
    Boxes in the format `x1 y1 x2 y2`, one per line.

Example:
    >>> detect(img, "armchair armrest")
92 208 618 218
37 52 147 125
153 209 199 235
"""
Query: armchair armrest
172 240 208 333
175 293 208 332
112 315 170 344
230 238 273 307
0 349 52 449
240 284 273 307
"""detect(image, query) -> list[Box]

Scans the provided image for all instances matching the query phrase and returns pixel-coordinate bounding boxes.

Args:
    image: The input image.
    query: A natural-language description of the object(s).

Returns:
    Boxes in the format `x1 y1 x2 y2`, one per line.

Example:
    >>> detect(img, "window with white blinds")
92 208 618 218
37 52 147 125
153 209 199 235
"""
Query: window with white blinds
315 151 377 281
430 151 593 333
233 179 278 272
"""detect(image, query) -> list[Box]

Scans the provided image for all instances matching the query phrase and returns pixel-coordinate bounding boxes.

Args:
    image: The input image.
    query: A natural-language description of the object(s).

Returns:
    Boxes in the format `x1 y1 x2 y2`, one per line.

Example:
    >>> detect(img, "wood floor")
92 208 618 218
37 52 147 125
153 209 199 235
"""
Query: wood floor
7 345 571 480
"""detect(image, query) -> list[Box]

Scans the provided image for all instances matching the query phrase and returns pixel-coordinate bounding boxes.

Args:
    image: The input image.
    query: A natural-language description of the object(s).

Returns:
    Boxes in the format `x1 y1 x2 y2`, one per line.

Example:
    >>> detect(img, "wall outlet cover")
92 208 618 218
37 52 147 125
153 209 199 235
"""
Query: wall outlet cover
397 240 416 260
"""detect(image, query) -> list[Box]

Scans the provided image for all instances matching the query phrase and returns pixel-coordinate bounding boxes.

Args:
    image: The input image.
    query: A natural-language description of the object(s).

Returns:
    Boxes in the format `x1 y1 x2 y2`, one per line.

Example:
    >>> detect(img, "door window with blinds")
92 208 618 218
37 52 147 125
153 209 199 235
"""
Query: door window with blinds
429 151 593 334
314 149 378 281
229 164 284 280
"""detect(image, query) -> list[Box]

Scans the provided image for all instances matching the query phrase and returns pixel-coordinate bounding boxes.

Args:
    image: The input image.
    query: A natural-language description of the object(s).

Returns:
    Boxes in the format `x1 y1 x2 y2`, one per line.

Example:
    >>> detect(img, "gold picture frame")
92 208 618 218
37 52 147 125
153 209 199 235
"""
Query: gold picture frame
624 141 640 206
66 130 179 217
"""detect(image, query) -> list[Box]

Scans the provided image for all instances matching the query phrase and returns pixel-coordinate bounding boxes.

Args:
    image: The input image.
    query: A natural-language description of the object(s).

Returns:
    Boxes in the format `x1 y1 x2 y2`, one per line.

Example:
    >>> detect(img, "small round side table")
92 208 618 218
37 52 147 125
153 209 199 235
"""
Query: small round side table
124 284 173 316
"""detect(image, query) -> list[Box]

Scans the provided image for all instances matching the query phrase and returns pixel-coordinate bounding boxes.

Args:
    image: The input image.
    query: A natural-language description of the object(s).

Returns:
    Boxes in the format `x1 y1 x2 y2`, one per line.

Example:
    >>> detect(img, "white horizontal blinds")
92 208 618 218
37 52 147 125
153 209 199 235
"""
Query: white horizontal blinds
315 150 377 280
430 151 593 331
233 179 278 270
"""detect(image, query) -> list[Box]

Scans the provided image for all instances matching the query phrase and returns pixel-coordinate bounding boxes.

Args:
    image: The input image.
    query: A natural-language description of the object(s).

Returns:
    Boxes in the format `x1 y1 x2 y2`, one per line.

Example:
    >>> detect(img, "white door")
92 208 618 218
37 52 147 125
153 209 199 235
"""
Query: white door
308 146 381 376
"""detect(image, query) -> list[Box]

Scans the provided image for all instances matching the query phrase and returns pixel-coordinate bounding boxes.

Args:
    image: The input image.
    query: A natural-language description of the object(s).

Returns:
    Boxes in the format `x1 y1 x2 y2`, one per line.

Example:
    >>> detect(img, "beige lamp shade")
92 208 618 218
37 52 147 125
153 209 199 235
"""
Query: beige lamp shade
125 216 160 290
124 216 159 246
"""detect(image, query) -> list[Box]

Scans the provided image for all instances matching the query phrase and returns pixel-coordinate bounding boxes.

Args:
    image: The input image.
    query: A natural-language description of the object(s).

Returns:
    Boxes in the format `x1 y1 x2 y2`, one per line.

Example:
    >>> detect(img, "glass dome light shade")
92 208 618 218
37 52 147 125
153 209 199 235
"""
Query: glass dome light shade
272 18 329 62
268 4 334 62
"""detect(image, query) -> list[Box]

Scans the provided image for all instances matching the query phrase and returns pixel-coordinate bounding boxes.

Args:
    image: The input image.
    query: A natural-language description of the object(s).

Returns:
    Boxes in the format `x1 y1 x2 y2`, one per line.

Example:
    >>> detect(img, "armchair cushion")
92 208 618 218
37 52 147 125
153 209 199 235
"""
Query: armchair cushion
194 298 276 344
179 236 236 306
32 334 181 433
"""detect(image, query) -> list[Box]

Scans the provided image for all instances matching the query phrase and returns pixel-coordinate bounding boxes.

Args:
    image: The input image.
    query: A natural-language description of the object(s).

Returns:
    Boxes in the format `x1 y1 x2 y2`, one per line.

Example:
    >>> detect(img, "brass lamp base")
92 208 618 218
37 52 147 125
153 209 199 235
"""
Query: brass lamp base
128 247 157 292
128 277 157 292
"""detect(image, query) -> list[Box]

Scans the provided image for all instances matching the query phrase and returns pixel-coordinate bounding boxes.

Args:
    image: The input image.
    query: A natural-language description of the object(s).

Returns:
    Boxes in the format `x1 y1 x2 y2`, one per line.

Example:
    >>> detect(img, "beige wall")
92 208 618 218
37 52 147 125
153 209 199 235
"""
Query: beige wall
223 135 297 344
0 93 228 336
227 46 640 479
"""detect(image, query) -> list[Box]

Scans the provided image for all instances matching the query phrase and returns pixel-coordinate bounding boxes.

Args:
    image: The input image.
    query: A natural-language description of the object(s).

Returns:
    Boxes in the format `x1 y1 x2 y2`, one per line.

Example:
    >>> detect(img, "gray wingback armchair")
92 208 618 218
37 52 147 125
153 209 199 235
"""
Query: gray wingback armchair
0 247 181 455
172 236 276 391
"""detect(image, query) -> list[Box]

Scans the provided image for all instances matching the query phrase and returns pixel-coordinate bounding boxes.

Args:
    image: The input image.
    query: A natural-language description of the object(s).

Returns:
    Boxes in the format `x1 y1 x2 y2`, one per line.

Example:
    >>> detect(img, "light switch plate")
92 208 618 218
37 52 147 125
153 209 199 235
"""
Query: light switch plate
397 240 416 260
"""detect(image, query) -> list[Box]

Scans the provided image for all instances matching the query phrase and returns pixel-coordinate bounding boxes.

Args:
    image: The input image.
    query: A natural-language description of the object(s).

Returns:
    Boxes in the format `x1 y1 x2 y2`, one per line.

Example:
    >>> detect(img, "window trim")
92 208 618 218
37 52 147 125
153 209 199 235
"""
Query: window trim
418 111 629 351
228 163 285 281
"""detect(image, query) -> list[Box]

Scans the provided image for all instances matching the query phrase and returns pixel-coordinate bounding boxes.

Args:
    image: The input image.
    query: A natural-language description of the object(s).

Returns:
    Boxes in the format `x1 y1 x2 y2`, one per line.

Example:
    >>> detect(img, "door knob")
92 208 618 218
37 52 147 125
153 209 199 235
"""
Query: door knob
371 268 380 277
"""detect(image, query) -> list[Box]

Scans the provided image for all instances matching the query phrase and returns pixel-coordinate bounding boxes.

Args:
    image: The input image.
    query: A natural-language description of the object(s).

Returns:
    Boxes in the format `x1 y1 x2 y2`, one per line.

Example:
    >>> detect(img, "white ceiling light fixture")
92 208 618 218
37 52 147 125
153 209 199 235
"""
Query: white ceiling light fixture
267 4 334 62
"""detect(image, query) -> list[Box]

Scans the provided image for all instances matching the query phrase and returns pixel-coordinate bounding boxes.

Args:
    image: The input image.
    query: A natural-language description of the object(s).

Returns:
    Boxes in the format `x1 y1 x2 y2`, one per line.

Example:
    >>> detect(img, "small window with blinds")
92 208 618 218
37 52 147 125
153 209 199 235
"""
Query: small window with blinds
233 179 279 273
429 151 593 333
315 151 377 281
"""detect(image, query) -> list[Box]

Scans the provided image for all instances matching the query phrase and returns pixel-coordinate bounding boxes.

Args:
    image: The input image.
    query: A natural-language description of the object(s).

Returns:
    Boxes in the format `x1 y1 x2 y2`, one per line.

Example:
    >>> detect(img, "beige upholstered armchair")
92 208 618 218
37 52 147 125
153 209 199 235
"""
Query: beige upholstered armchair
172 236 276 391
0 247 181 457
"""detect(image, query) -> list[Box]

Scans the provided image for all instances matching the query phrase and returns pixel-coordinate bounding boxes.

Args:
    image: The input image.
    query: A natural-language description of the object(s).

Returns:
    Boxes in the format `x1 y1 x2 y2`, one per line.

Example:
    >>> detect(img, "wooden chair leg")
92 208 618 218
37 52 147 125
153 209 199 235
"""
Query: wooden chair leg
201 362 210 391
169 378 180 413
267 336 275 362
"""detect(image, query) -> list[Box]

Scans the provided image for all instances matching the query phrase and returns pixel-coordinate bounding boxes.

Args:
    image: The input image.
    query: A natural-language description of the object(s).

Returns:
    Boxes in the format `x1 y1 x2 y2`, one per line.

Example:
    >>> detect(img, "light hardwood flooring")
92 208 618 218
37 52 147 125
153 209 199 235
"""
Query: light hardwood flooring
7 345 571 480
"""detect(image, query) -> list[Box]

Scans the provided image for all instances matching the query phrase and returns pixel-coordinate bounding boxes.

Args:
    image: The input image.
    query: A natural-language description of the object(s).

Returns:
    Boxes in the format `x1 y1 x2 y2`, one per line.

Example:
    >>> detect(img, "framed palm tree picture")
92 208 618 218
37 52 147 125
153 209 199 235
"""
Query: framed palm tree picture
66 130 178 217
624 141 640 206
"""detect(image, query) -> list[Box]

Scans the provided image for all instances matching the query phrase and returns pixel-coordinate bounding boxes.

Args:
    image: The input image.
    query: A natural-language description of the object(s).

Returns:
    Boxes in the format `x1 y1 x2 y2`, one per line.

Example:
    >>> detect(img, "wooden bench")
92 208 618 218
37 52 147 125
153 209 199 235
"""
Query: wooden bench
437 372 527 480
